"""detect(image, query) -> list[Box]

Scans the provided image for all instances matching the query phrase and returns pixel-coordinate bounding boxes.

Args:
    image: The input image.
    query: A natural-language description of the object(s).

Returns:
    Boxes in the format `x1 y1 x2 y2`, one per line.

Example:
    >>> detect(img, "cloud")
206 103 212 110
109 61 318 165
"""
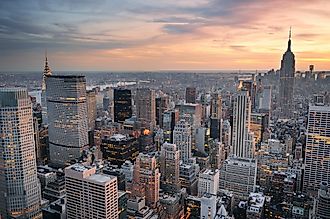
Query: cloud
0 0 330 71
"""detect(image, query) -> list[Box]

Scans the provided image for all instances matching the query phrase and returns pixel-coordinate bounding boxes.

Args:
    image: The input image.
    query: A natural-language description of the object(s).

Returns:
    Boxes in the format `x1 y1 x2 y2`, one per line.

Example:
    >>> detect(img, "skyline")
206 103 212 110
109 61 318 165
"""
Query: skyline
1 0 330 71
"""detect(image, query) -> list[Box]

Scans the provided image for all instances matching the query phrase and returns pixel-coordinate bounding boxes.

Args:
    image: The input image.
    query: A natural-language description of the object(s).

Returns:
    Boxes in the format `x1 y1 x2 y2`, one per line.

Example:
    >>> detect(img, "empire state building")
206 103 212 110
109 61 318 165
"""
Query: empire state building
279 29 295 118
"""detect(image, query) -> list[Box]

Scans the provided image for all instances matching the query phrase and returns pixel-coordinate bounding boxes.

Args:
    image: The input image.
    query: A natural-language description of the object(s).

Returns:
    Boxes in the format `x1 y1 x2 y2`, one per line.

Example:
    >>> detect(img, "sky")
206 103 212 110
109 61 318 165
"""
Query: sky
0 0 330 72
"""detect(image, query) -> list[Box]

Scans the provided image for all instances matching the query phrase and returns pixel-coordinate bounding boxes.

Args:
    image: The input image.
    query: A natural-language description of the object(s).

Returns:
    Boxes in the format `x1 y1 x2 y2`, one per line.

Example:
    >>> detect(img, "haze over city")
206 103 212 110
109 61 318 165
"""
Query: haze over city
1 0 330 71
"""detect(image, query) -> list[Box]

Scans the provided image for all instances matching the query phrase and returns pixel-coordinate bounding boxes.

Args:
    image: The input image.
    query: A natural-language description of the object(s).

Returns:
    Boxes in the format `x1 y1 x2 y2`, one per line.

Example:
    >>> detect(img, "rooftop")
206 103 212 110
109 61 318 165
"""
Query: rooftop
87 174 116 183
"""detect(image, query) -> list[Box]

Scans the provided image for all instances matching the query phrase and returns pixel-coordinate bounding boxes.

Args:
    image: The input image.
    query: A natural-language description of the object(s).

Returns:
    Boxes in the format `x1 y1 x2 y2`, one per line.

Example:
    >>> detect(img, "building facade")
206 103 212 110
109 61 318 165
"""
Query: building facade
114 89 132 123
303 105 330 195
47 75 89 167
65 164 118 219
160 142 180 192
279 30 295 118
186 87 197 104
0 88 42 219
173 119 192 163
135 88 156 129
231 91 255 158
86 90 97 131
132 153 160 208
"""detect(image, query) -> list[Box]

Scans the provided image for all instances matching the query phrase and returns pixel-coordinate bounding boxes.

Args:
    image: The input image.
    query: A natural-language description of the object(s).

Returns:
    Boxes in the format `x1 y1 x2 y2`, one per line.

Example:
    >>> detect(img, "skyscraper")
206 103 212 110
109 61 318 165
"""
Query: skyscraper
210 93 222 141
186 87 197 104
101 134 139 167
231 91 255 158
156 95 169 128
135 88 156 129
86 90 97 131
163 109 179 143
173 119 192 163
132 153 160 208
47 75 89 167
258 85 272 114
65 164 118 219
41 53 52 125
114 89 132 123
303 104 330 195
0 88 42 219
160 142 180 192
279 29 295 118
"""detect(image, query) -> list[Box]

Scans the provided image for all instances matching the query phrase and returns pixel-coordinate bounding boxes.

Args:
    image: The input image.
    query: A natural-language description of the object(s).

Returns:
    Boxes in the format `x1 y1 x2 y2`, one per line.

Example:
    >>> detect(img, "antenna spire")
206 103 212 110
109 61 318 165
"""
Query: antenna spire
289 26 292 40
287 27 292 51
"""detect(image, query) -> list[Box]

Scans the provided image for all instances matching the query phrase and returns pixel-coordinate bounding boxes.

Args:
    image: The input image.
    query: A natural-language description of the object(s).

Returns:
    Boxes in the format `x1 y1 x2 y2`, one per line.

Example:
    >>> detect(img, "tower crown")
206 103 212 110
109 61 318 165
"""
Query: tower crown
43 50 52 76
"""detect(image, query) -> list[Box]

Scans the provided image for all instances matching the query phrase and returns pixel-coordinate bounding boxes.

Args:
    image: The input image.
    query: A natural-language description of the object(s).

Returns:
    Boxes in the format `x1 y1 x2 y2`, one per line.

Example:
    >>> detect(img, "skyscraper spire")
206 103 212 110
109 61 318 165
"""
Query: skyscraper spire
287 27 292 51
42 50 52 92
43 49 52 76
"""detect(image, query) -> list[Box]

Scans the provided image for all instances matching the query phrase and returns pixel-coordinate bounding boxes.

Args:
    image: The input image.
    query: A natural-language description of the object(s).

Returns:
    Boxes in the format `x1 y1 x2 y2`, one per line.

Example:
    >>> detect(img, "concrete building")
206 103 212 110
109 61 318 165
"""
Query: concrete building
173 119 192 163
86 90 97 131
186 87 197 104
160 142 180 192
135 88 156 129
315 182 330 219
231 91 255 158
65 164 118 219
156 95 169 128
180 162 199 196
159 192 184 219
303 104 330 195
46 75 88 167
210 93 223 141
246 193 266 219
198 169 220 197
279 29 295 119
175 103 202 128
163 110 179 143
132 153 160 208
219 157 257 201
258 85 272 114
200 193 217 219
0 88 42 219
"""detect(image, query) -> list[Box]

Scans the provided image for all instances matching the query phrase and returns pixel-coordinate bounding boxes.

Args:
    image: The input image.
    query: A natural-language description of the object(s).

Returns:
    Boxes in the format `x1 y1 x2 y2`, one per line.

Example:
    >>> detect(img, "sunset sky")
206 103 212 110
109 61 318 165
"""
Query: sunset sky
1 0 330 72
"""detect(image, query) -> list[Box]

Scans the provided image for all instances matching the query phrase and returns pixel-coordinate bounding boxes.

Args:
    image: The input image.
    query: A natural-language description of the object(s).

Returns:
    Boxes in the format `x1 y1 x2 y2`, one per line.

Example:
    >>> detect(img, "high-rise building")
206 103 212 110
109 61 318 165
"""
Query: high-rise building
132 153 160 208
0 88 42 219
186 87 197 104
238 79 257 111
160 142 180 192
65 164 118 219
279 29 295 118
47 75 89 167
210 93 223 141
219 157 257 201
101 134 139 167
231 91 255 158
175 103 202 128
250 113 269 146
173 119 192 163
156 95 169 128
303 104 330 195
114 89 132 123
198 169 219 197
41 53 52 125
258 85 272 114
315 182 330 219
86 90 97 131
163 110 179 143
135 88 156 129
